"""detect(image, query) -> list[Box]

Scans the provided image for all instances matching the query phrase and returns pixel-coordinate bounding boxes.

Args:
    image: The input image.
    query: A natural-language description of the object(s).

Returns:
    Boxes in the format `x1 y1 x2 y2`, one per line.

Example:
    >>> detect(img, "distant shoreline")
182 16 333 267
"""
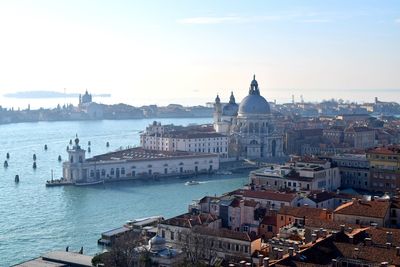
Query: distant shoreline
4 91 111 99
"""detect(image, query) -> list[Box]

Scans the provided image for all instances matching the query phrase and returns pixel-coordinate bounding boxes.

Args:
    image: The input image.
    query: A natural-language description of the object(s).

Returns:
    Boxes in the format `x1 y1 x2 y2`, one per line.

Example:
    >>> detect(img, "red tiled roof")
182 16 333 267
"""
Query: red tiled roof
334 200 390 219
365 227 400 247
279 206 332 219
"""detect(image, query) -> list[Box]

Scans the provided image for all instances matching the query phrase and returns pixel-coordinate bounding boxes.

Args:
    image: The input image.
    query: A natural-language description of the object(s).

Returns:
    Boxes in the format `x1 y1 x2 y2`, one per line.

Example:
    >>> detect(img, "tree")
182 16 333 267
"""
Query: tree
96 231 152 267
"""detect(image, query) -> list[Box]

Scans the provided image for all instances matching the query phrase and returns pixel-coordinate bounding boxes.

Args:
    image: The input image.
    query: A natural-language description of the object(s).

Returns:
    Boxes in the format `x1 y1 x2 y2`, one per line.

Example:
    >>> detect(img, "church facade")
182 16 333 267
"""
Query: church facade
213 75 284 160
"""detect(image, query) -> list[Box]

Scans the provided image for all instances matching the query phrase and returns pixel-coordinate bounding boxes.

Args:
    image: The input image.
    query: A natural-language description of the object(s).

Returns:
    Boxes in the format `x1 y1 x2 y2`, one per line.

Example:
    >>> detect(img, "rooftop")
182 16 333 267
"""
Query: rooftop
87 147 215 162
160 213 219 228
278 206 332 219
243 189 297 203
334 199 390 219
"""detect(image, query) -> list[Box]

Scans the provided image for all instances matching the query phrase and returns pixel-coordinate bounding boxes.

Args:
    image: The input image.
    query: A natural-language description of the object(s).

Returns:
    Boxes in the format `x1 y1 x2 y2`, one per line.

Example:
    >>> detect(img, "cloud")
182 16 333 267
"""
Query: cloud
300 19 332 23
177 15 288 25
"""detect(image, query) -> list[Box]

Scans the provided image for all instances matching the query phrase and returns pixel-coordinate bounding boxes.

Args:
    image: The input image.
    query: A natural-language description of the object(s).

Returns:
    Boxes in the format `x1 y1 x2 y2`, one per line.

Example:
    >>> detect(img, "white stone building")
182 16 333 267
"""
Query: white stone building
140 122 229 157
213 75 284 160
62 137 219 183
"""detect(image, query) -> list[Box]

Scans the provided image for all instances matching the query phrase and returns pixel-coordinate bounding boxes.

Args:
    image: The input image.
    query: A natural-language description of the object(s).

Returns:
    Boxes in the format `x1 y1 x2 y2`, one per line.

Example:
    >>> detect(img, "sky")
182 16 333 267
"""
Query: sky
0 0 399 108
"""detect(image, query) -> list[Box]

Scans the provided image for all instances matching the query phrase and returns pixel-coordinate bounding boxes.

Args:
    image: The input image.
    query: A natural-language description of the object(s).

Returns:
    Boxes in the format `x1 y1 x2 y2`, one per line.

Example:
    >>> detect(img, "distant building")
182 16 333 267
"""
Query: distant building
213 75 284 160
330 154 370 190
140 121 229 157
367 145 400 192
79 90 92 105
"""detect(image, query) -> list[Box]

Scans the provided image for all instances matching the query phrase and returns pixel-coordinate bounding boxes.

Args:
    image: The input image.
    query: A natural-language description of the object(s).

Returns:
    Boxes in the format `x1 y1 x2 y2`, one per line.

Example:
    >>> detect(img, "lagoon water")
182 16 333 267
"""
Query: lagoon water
0 118 247 266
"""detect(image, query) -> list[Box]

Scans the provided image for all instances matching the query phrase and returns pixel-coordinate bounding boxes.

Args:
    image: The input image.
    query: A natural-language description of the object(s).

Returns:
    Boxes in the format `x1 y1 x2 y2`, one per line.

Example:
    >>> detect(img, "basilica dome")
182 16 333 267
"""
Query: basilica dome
238 75 270 115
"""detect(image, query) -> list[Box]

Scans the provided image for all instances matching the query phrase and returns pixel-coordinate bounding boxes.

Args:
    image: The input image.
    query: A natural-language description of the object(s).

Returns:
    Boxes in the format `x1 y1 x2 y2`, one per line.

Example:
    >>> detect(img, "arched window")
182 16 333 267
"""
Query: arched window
121 167 125 175
250 140 258 145
101 169 106 176
90 170 94 177
110 168 115 175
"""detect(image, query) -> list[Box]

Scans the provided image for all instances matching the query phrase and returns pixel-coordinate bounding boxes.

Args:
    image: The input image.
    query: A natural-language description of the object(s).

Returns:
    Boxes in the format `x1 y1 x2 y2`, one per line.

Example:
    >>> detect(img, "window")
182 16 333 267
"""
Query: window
121 168 125 175
170 232 174 240
161 230 165 238
110 168 114 175
267 225 273 232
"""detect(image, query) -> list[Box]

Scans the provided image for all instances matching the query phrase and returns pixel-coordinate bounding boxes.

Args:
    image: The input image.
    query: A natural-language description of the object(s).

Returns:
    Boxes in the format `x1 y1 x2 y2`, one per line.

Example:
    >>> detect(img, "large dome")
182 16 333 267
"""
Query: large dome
238 75 271 115
238 94 270 115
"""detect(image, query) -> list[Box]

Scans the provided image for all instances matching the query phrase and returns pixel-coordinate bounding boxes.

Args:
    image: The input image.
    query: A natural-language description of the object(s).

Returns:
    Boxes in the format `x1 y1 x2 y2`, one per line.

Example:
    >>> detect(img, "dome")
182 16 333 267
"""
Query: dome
222 103 238 116
238 94 270 115
238 75 270 115
149 235 166 252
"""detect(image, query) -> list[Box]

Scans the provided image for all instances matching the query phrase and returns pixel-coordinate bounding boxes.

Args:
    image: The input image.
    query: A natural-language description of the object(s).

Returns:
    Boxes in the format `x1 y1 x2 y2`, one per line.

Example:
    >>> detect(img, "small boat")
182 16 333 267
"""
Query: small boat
185 180 200 186
88 141 91 146
33 162 37 169
44 144 48 150
33 154 37 161
75 180 104 186
6 152 10 159
58 155 62 162
106 142 110 147
15 175 19 183
4 160 8 168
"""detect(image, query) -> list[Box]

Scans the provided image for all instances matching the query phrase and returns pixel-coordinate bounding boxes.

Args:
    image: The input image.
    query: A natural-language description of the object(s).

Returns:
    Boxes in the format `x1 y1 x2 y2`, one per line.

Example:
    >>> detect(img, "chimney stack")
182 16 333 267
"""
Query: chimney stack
381 262 388 267
311 233 317 243
258 254 264 266
332 259 338 267
288 247 294 257
365 237 372 246
387 232 393 244
396 247 400 256
263 257 270 267
277 249 284 259
340 225 345 232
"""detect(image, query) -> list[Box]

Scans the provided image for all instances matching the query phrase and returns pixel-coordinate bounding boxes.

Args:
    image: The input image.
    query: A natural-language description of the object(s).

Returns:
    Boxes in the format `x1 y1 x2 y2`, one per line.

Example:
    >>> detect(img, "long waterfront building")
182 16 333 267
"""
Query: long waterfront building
62 137 219 183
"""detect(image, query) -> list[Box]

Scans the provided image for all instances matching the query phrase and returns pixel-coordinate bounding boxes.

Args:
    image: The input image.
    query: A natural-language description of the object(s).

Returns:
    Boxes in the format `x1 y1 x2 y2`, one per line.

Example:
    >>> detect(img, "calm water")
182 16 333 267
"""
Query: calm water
0 118 247 266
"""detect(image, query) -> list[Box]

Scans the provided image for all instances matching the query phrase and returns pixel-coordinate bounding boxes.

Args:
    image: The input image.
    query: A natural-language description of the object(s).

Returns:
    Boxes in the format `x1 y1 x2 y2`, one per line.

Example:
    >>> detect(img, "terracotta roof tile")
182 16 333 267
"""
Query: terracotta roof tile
334 200 390 219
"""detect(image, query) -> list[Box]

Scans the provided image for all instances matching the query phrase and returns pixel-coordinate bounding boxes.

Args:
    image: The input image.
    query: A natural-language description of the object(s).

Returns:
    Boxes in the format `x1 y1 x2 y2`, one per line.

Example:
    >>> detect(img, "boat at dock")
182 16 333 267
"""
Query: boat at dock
215 170 233 175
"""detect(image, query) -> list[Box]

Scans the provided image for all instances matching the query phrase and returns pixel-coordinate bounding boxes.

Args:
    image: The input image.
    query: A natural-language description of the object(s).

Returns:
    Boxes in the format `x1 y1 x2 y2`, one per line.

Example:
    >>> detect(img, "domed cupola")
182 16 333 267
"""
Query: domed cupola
238 75 271 116
222 92 239 116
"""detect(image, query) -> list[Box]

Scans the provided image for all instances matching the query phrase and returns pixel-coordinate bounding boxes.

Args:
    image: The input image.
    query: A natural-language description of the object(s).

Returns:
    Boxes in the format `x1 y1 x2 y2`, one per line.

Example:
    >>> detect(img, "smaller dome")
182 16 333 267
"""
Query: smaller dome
222 103 238 116
149 235 166 251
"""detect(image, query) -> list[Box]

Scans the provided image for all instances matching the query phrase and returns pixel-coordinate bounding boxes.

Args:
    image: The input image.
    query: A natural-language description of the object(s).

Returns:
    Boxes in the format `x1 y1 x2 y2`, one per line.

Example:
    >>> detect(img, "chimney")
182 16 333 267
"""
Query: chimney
246 263 251 267
277 249 284 259
263 257 270 267
273 247 279 259
387 232 393 244
229 264 235 267
332 259 338 267
381 262 389 267
311 233 317 243
396 247 400 256
349 236 354 244
365 237 372 246
240 260 246 267
288 247 294 257
353 248 359 259
386 242 392 249
340 225 345 232
258 254 264 266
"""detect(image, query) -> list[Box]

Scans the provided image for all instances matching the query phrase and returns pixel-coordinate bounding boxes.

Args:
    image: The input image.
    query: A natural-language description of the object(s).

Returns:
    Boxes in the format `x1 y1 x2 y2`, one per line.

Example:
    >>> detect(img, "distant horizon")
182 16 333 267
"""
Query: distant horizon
1 88 399 110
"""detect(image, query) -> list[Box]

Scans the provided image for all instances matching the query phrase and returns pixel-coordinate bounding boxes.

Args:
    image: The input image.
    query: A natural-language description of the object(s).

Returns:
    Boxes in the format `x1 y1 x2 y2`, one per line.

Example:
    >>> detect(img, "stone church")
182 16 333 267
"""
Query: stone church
213 75 284 160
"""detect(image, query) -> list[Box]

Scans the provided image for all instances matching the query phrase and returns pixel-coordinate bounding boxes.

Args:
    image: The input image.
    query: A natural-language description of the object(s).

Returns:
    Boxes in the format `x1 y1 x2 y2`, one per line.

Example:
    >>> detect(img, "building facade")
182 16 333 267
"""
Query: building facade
367 145 400 193
140 121 229 158
63 137 219 183
213 75 284 160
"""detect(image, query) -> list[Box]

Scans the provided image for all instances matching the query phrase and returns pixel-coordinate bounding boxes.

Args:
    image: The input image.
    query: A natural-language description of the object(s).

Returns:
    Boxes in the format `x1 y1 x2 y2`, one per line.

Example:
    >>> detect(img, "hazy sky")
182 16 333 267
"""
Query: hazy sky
0 0 399 106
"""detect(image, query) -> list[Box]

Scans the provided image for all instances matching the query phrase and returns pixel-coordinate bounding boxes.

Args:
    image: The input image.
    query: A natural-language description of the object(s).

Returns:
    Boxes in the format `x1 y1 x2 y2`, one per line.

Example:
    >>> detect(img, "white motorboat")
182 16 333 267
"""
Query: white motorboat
185 180 200 186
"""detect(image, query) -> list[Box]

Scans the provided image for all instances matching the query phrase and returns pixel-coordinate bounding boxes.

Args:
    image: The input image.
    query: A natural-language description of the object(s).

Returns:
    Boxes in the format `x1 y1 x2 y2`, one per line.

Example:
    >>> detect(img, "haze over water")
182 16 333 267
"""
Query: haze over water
1 88 399 110
0 117 248 266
